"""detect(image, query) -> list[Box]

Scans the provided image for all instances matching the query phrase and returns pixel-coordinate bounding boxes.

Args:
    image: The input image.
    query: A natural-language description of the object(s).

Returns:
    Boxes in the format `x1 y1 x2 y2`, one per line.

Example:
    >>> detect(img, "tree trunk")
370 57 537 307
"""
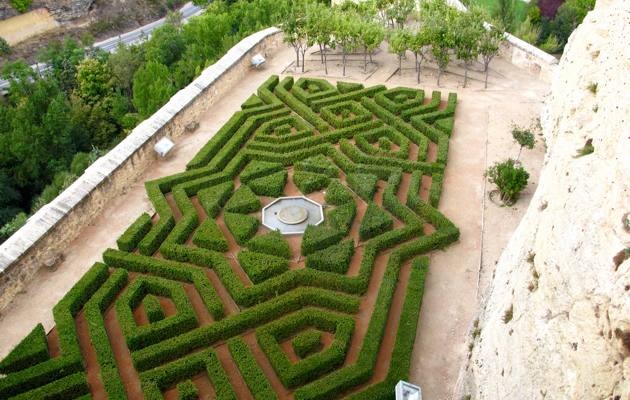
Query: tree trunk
417 60 421 84
437 68 442 86
369 52 373 63
301 49 307 72
484 66 489 89
399 54 402 76
324 46 328 75
343 51 346 76
319 44 324 64
295 47 300 68
464 62 468 88
364 47 368 73
414 53 418 72
517 146 522 161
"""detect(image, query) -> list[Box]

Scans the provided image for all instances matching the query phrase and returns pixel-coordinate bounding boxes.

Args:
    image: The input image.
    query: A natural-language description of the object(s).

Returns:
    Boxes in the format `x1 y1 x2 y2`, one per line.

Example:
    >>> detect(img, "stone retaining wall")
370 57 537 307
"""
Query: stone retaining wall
0 27 283 312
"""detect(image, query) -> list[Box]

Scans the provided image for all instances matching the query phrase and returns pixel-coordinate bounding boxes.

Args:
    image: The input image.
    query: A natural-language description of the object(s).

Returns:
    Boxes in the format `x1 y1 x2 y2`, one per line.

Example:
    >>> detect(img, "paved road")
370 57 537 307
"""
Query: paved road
0 2 204 91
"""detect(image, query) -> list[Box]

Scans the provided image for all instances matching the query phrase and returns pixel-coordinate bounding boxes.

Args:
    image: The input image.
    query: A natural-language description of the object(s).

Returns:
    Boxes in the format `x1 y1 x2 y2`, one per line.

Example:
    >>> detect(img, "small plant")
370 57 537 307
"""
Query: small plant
575 138 594 157
503 304 513 323
540 34 560 53
511 125 536 160
0 37 11 56
486 159 530 205
10 0 31 13
526 251 535 264
587 82 598 94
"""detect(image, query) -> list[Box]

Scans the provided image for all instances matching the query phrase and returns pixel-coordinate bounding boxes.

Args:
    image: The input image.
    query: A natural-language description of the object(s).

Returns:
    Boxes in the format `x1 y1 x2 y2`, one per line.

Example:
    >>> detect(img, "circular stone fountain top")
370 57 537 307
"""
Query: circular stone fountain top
262 196 324 234
277 206 309 225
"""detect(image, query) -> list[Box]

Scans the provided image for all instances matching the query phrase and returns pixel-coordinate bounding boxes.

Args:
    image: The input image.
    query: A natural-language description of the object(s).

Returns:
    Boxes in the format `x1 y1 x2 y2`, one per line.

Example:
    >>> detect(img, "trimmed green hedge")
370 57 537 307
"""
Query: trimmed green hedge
306 240 355 274
325 179 354 205
224 212 259 245
347 172 378 202
295 154 339 177
143 294 165 323
117 213 152 252
327 202 356 234
247 170 287 197
292 329 323 359
240 160 283 183
0 323 48 374
176 380 199 400
293 171 330 194
246 230 291 259
193 218 228 252
238 250 289 284
301 225 344 256
359 202 394 241
225 186 261 214
228 337 278 400
198 181 234 218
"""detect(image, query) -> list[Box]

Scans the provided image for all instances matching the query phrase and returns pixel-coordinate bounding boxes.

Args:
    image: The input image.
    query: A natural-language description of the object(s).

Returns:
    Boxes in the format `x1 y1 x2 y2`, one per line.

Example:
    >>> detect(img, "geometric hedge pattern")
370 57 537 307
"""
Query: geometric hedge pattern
0 75 459 399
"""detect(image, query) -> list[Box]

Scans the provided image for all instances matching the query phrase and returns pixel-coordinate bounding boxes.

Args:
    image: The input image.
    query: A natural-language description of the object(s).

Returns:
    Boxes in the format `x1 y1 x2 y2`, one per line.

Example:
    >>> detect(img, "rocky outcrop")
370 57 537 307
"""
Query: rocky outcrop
462 0 629 399
0 0 94 22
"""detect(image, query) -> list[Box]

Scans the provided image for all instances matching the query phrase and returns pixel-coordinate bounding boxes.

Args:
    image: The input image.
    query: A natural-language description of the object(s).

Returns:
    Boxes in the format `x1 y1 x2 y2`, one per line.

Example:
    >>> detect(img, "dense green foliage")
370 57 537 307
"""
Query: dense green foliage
486 158 530 205
292 329 323 358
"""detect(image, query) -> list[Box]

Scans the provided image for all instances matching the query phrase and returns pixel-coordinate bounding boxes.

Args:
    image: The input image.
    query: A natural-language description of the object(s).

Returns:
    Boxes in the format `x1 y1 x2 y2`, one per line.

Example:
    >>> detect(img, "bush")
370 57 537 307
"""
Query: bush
224 186 261 214
327 202 356 234
228 337 277 400
306 240 355 274
117 213 152 252
198 181 234 218
10 0 31 13
247 170 287 197
176 380 199 400
238 251 289 284
359 203 393 241
295 154 339 177
247 230 291 259
301 225 344 256
240 160 283 183
292 329 323 358
0 37 12 56
293 171 330 194
347 172 378 201
0 324 48 374
224 212 259 245
0 212 28 242
325 180 354 205
192 218 228 252
486 159 529 205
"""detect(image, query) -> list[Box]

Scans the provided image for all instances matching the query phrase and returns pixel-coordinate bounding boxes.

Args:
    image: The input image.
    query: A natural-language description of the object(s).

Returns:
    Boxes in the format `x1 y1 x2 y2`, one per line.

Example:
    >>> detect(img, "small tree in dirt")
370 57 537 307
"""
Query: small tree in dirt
358 20 385 73
512 125 536 160
408 26 431 83
306 3 333 74
283 5 308 70
454 9 485 88
387 0 416 29
486 159 529 205
478 26 505 89
389 29 411 76
334 11 360 76
422 0 457 86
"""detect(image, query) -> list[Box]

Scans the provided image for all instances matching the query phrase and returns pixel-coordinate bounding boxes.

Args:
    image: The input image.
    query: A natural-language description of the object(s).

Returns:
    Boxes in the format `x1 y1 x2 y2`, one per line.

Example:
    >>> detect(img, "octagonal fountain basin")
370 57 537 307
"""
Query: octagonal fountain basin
262 196 324 235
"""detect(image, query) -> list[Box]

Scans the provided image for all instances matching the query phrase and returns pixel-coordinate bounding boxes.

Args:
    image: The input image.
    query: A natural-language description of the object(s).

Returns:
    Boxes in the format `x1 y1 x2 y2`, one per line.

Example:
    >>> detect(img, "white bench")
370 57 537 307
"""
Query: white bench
251 53 266 69
154 137 175 158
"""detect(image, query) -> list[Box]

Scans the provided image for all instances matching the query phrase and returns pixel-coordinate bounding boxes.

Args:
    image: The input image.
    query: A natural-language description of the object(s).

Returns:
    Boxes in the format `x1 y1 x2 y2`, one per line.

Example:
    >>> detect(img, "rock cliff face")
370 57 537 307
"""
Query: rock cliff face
463 0 629 399
0 0 94 22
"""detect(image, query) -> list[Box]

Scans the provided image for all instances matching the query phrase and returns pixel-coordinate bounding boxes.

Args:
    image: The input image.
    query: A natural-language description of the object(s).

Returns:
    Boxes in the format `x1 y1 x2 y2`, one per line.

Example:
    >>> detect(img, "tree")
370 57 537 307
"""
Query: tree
39 38 85 92
358 21 384 73
283 4 308 70
334 11 360 76
422 0 457 86
486 159 529 205
512 125 536 160
386 0 416 28
454 9 484 87
550 0 595 50
494 0 516 32
388 29 411 76
145 24 186 67
108 43 144 97
305 2 333 74
74 58 113 105
132 61 176 118
478 26 505 88
0 38 11 56
408 26 431 83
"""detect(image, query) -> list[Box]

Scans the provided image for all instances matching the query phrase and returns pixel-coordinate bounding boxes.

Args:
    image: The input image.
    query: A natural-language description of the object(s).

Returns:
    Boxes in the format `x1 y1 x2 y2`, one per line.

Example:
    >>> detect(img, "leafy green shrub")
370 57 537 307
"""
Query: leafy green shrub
0 37 12 56
10 0 31 13
512 125 536 159
0 212 28 242
301 225 344 256
176 380 199 400
325 180 354 205
306 240 355 274
225 186 261 214
293 171 330 194
224 212 259 245
238 251 289 284
247 170 287 197
337 81 364 94
486 159 529 205
198 181 234 218
117 213 152 252
359 203 394 241
295 154 339 177
327 202 356 234
246 230 291 259
292 329 323 358
240 160 283 183
143 294 165 323
192 218 228 252
0 324 48 374
228 337 278 400
347 172 378 201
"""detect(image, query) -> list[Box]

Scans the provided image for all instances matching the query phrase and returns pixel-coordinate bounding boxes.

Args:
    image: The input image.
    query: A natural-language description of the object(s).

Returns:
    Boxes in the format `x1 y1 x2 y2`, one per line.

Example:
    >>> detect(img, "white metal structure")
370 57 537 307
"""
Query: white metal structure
395 381 422 400
251 53 266 69
154 137 175 158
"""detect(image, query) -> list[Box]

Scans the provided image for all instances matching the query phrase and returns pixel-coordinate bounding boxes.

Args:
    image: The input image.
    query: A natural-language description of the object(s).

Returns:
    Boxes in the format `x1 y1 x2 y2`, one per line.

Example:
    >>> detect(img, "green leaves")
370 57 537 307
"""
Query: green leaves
486 158 530 205
132 61 176 118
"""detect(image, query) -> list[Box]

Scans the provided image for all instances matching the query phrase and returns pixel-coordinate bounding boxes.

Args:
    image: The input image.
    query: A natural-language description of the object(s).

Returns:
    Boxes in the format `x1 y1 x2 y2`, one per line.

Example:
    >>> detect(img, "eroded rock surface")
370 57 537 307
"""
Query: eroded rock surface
463 0 629 398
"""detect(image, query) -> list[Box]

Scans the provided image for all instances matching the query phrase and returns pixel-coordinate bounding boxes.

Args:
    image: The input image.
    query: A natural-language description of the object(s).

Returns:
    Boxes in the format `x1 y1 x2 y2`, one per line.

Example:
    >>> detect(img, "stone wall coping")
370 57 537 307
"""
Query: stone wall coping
0 26 282 273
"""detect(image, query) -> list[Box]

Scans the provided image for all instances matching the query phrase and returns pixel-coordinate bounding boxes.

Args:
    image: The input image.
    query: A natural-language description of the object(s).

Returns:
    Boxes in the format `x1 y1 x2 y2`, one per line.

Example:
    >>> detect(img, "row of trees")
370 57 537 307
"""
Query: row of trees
283 0 504 88
0 0 303 242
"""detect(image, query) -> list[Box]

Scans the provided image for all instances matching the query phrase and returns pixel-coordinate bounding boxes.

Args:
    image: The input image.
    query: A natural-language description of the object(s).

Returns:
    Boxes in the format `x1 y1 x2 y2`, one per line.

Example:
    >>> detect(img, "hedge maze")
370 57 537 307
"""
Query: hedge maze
0 75 460 399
